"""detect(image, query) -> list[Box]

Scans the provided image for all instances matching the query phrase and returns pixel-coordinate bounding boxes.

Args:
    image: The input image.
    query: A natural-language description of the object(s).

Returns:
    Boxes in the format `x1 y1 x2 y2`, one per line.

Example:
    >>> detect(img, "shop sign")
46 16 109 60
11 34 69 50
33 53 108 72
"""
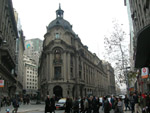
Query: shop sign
141 67 149 79
0 80 4 87
129 87 134 91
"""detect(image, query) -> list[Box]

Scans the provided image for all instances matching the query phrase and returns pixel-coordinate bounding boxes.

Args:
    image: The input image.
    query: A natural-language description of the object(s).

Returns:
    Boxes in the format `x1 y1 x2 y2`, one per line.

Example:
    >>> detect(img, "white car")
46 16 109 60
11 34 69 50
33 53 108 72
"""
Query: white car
55 98 66 110
119 95 125 100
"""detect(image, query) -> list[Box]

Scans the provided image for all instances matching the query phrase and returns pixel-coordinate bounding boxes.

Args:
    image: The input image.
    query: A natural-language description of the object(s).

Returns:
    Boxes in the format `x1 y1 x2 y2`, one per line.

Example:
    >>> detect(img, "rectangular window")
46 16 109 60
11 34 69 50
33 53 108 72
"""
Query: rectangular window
54 66 61 79
79 71 81 79
55 33 59 39
71 68 73 78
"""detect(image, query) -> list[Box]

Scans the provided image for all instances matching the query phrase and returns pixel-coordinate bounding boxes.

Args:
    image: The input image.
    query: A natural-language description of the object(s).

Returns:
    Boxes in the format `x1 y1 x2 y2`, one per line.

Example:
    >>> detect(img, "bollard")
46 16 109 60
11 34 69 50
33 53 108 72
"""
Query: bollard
6 108 10 113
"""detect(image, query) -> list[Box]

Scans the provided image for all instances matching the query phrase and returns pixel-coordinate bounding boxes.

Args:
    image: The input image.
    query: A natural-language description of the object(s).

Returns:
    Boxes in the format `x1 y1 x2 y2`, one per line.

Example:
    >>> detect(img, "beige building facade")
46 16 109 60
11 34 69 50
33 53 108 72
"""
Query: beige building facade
39 5 116 98
23 55 38 95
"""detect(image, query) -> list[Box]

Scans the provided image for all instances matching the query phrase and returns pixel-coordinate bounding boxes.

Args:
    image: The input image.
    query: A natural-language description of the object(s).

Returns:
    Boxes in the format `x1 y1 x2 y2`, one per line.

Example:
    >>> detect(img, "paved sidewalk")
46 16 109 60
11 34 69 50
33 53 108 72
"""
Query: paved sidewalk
0 103 45 113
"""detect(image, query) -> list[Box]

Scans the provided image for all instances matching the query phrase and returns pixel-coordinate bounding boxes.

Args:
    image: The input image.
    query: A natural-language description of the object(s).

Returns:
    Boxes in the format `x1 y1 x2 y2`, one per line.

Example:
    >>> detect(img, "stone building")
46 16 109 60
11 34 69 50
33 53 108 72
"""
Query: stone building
0 0 18 97
23 55 38 96
103 61 116 95
39 5 115 98
14 9 25 95
127 0 150 92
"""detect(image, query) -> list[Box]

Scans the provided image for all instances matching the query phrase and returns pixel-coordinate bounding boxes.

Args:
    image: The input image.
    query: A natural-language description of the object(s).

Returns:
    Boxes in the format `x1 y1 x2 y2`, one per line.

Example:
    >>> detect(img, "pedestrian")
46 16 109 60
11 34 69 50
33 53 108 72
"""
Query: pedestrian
12 97 19 113
45 95 51 113
113 97 118 113
80 97 85 113
87 96 93 113
65 98 72 113
129 93 135 113
84 97 89 113
146 93 150 113
103 96 111 113
50 95 56 113
93 97 100 113
117 98 123 113
133 92 142 113
72 97 79 113
124 95 130 111
140 93 147 113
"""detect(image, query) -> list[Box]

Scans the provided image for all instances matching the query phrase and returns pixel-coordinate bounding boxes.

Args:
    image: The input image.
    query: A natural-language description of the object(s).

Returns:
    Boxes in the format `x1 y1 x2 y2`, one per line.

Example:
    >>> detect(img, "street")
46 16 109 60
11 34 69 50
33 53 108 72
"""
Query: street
1 103 131 113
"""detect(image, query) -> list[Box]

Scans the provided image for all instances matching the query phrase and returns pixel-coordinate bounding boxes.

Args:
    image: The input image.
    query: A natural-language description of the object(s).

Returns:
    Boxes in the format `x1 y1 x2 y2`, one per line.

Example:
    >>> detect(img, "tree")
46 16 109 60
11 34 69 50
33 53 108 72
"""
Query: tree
104 19 129 86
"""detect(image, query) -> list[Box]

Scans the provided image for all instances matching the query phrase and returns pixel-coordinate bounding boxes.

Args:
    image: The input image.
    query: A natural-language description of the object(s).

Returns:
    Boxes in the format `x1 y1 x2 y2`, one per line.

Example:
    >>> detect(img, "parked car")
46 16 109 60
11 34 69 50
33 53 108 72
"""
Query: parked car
55 98 66 110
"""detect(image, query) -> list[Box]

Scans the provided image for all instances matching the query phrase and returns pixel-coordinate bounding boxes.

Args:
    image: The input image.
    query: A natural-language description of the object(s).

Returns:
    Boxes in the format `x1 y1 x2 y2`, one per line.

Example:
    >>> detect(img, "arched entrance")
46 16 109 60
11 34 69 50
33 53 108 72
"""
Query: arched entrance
53 86 63 98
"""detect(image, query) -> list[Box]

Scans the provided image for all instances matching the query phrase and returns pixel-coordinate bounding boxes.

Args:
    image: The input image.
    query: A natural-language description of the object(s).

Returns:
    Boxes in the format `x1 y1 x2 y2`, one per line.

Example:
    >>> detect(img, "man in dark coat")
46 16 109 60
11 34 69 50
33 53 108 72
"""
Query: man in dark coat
73 97 79 113
45 95 51 113
124 95 130 111
12 97 19 113
103 96 111 113
65 98 72 113
50 96 56 113
93 97 100 113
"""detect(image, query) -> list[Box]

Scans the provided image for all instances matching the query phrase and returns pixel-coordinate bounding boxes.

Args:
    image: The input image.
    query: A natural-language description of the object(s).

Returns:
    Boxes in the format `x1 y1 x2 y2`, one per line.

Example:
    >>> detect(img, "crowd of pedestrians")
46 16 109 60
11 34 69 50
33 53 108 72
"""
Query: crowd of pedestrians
0 95 32 113
45 92 150 113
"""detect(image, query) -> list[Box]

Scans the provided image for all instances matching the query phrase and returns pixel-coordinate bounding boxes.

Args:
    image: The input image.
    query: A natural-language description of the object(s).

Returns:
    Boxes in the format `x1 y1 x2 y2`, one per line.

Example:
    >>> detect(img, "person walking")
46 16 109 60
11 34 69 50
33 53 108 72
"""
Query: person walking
133 92 142 113
50 96 56 113
93 97 100 113
124 95 130 111
45 95 51 113
12 97 19 113
117 98 123 113
80 97 85 113
140 93 147 113
72 97 79 113
103 96 111 113
129 93 135 113
84 97 89 113
65 98 72 113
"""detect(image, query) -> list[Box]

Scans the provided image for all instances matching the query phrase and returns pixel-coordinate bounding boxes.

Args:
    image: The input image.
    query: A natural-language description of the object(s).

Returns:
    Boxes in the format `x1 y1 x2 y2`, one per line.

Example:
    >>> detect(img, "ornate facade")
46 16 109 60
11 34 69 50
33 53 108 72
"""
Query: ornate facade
39 5 115 98
0 0 18 97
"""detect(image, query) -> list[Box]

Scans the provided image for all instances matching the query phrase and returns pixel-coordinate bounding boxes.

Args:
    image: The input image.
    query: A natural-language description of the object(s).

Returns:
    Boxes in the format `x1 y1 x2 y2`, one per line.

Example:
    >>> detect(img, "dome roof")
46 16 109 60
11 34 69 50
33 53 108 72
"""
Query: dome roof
47 18 74 33
47 4 75 34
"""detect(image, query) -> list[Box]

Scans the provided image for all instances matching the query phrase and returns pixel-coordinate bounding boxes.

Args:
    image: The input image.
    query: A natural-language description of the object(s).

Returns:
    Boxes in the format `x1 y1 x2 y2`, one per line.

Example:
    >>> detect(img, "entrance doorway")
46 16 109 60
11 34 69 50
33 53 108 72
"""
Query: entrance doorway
53 86 62 98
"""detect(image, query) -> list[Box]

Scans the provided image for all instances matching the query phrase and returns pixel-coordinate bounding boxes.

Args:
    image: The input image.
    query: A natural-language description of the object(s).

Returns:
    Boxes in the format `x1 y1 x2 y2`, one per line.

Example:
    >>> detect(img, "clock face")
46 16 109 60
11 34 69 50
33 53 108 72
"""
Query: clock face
26 44 30 49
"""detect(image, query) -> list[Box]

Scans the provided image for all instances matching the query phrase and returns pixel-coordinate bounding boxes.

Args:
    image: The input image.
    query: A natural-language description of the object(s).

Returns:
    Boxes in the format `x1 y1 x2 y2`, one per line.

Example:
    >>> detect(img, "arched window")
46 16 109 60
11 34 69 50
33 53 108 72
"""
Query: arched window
54 49 61 61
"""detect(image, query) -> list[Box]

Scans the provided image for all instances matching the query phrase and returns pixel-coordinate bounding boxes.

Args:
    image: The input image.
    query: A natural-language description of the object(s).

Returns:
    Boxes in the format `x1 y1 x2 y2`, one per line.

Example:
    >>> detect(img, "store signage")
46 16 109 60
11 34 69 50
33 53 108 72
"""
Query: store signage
141 67 149 79
0 80 4 87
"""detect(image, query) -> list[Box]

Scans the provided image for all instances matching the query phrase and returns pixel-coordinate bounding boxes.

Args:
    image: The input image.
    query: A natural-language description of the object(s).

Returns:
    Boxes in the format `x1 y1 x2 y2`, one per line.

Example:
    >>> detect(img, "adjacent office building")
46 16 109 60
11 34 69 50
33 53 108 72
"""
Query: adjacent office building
24 38 43 65
23 55 38 95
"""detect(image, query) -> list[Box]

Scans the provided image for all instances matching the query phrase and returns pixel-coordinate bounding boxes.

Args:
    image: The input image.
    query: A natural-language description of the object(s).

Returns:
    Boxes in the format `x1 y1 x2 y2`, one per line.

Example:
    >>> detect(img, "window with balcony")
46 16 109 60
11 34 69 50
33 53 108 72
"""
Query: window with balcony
54 66 61 79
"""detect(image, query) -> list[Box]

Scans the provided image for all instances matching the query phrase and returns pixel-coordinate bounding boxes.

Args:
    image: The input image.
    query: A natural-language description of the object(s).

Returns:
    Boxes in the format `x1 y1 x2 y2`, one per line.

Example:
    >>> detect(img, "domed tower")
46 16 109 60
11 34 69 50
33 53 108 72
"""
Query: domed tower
39 4 81 99
39 4 108 99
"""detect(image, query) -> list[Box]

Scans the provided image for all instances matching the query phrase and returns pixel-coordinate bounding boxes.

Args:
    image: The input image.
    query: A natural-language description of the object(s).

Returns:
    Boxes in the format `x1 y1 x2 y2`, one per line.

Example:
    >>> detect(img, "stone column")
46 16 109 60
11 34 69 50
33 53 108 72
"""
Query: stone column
63 52 67 81
68 53 70 80
50 54 53 82
48 53 50 81
63 85 68 98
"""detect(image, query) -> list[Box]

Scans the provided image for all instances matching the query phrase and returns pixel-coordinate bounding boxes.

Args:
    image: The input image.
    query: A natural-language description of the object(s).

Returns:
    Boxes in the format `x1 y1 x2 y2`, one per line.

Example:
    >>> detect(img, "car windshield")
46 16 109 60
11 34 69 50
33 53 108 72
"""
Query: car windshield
58 99 66 104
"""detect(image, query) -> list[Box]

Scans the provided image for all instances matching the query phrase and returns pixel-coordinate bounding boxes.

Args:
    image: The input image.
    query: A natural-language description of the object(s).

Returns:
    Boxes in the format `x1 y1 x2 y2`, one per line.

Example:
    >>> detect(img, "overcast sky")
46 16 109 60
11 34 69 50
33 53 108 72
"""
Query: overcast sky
12 0 129 60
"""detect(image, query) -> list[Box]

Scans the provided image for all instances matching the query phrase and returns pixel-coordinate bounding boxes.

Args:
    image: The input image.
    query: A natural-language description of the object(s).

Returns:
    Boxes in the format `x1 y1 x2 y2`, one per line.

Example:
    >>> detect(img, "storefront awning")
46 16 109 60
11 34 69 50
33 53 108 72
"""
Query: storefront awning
135 24 150 68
